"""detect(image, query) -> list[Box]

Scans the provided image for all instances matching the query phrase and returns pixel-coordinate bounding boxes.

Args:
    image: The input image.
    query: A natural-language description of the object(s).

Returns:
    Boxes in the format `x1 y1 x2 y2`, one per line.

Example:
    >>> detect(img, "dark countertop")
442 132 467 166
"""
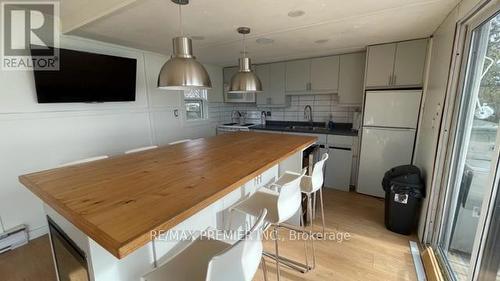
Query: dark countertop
250 121 358 136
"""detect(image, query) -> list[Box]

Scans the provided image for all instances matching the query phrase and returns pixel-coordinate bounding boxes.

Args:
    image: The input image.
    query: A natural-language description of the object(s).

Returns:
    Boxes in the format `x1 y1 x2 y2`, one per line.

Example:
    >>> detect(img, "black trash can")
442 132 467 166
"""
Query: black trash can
382 165 424 235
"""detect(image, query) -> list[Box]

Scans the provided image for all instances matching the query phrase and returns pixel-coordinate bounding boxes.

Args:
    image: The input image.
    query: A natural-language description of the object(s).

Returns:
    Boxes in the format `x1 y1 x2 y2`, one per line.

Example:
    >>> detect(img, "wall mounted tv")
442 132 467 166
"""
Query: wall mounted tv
31 47 137 103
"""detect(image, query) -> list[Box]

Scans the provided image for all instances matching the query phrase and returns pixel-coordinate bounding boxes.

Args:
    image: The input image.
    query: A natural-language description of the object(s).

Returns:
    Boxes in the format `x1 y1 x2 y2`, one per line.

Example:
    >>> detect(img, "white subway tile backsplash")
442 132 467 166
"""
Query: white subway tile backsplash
314 105 331 112
208 94 356 124
299 96 314 102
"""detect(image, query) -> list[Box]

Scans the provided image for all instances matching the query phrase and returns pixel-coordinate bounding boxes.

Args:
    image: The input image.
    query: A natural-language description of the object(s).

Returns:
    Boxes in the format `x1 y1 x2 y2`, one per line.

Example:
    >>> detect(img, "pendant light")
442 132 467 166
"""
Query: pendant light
228 27 262 93
157 0 211 90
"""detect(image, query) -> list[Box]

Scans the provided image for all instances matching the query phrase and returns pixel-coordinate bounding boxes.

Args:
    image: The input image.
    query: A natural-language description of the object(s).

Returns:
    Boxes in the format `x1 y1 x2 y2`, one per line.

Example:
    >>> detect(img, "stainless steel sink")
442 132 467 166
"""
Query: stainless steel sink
287 125 329 132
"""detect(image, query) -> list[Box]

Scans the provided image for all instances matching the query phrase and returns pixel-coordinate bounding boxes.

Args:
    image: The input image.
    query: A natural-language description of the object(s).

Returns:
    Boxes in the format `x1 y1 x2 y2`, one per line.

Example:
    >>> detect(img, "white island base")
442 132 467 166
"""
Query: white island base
45 150 303 281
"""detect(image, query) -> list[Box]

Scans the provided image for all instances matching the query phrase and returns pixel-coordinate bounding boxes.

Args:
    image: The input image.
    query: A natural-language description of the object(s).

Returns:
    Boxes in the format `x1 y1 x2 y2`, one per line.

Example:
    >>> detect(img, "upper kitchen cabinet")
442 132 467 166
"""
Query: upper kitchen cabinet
255 64 270 105
339 52 366 104
310 56 339 93
393 39 428 87
269 62 287 106
365 38 428 89
365 43 396 88
285 59 310 93
285 56 339 94
205 64 224 103
223 66 238 86
256 62 287 107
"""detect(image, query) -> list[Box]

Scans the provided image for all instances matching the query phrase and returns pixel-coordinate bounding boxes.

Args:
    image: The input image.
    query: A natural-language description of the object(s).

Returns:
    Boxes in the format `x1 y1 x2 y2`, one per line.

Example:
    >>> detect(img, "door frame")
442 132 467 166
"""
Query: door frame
425 1 500 280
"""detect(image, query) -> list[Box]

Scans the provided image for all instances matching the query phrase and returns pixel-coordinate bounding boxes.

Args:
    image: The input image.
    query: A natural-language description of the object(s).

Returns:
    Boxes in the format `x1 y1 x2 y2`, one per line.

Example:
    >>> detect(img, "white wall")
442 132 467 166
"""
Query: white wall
0 35 219 239
414 0 483 241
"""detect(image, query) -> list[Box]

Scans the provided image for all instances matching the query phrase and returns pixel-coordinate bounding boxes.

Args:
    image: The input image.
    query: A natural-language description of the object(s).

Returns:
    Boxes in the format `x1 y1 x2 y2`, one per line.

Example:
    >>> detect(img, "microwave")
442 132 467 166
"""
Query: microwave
223 84 256 103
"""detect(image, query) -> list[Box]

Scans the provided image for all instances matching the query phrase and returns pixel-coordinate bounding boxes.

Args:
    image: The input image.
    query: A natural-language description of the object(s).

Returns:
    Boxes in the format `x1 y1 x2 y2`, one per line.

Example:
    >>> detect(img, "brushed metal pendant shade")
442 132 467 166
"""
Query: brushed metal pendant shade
157 0 211 90
228 27 262 93
229 57 262 93
158 36 211 90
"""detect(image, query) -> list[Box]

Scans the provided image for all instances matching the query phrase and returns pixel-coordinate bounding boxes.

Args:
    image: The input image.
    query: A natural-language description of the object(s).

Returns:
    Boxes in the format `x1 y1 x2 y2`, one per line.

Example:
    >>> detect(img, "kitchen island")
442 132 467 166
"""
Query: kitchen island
19 132 316 281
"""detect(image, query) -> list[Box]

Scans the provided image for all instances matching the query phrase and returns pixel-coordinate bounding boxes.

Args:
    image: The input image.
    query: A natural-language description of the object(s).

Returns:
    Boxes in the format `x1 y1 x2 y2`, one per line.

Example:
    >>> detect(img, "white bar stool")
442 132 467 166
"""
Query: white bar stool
230 169 309 281
276 153 329 269
58 155 108 167
124 145 158 154
168 139 192 145
141 209 268 281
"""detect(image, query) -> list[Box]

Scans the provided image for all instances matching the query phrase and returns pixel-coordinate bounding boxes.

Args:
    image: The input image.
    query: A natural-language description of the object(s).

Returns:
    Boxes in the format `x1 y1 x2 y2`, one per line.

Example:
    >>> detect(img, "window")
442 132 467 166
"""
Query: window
184 89 207 121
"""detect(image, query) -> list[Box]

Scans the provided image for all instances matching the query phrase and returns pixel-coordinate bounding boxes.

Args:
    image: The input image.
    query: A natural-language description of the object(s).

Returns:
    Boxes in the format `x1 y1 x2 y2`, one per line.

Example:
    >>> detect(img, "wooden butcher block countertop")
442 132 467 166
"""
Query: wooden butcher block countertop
19 132 316 259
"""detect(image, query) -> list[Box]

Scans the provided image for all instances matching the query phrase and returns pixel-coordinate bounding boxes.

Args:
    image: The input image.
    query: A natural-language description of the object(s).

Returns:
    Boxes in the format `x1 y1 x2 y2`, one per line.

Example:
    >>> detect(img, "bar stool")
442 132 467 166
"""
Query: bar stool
229 169 309 281
125 145 158 154
142 209 268 281
58 155 108 167
168 139 192 145
276 153 329 269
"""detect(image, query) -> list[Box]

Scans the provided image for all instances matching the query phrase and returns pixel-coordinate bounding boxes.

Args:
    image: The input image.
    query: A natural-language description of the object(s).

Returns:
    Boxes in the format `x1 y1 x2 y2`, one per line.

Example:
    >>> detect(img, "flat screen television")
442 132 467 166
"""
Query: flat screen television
31 47 137 103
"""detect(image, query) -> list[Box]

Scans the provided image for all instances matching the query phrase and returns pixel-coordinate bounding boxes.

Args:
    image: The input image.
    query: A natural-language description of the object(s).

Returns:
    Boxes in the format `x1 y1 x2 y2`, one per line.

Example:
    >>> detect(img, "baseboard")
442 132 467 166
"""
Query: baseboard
29 225 49 240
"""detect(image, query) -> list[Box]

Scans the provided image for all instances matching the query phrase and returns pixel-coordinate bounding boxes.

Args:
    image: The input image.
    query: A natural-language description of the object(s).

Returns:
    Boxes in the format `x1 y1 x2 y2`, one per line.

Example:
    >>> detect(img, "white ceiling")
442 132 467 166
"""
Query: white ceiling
68 0 460 66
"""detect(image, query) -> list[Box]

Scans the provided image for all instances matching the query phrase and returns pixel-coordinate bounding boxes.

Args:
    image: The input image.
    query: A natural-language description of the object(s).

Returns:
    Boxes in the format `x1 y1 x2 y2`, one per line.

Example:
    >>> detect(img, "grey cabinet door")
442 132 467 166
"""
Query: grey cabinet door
339 52 366 104
285 59 310 93
393 39 428 87
223 66 238 84
310 56 339 93
205 64 224 103
269 62 286 105
365 43 396 88
255 64 270 105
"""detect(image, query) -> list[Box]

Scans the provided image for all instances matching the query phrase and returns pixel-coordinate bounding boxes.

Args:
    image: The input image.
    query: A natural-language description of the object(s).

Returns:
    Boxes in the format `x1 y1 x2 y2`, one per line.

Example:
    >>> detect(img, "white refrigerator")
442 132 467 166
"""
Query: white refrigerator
357 90 422 197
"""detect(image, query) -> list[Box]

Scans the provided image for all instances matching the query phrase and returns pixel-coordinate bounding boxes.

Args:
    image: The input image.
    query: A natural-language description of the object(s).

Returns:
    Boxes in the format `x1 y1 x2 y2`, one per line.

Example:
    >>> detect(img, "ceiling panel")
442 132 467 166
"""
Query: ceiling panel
68 0 459 65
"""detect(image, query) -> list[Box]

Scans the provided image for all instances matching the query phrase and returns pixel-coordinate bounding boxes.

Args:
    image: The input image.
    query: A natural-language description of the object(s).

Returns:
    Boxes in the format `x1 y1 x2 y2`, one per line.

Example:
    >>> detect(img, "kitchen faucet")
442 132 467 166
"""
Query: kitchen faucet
304 105 313 127
261 111 267 125
231 110 242 124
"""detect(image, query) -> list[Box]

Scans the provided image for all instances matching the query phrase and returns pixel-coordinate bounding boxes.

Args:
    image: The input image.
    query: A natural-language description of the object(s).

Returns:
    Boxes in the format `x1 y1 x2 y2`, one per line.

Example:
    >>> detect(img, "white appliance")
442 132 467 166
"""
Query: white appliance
357 90 422 197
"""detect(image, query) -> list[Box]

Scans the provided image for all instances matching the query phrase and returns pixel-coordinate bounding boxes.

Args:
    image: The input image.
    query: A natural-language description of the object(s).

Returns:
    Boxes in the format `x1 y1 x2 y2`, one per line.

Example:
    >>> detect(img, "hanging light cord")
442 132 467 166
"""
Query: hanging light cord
178 4 183 36
242 33 246 58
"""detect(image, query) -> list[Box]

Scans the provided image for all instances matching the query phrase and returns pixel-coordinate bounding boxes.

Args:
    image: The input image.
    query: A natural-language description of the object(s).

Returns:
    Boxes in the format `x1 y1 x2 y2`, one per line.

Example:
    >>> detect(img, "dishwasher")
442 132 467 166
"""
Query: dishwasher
323 145 353 192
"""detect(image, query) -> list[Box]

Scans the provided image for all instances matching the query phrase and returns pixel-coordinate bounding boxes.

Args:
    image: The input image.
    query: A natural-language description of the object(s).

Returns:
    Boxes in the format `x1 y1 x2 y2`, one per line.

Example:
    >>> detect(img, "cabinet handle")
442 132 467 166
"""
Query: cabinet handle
393 75 397 85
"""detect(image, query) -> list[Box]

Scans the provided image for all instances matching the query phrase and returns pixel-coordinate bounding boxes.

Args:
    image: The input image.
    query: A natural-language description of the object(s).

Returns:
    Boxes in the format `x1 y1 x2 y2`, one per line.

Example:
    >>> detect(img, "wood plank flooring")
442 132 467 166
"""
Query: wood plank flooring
0 235 56 281
254 189 418 281
0 189 417 281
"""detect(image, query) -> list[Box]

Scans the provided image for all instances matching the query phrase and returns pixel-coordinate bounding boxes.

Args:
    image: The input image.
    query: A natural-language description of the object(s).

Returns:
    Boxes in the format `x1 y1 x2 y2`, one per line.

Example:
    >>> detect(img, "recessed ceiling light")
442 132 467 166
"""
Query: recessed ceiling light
288 10 305 18
256 38 274 44
191 35 205 40
315 39 329 44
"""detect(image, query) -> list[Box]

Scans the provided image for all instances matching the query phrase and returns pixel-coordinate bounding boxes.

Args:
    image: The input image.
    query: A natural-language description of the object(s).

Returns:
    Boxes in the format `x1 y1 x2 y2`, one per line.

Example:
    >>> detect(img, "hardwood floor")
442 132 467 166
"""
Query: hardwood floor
0 189 417 281
254 189 418 281
0 235 56 281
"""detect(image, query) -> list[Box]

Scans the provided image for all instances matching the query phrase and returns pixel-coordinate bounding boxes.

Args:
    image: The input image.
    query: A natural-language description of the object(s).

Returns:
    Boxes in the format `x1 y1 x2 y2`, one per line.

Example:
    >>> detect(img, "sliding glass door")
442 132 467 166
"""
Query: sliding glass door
476 179 500 281
435 8 500 281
